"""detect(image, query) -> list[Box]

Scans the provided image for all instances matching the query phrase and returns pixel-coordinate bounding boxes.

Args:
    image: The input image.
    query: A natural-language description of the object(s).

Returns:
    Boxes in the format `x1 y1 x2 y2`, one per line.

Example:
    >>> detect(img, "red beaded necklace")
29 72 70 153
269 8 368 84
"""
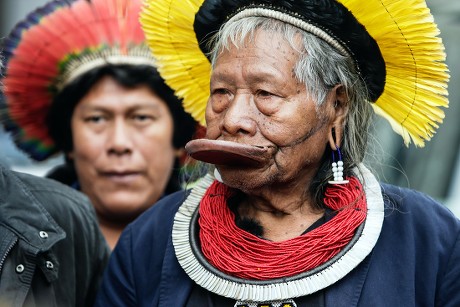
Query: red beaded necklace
199 176 367 280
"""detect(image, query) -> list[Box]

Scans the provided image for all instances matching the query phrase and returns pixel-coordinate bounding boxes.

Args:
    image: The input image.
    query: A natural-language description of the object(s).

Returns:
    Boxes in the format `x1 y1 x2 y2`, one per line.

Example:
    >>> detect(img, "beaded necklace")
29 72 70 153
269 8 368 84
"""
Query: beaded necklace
199 176 367 280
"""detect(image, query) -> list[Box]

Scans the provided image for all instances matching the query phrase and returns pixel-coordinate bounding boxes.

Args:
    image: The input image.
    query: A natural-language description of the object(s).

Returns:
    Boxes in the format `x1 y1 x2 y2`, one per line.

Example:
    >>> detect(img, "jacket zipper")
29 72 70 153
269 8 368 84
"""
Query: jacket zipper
0 237 18 273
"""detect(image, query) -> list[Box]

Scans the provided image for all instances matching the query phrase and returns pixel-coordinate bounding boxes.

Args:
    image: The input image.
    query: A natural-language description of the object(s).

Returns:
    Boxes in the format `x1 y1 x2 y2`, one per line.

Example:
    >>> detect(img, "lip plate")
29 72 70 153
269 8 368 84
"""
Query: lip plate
185 139 273 167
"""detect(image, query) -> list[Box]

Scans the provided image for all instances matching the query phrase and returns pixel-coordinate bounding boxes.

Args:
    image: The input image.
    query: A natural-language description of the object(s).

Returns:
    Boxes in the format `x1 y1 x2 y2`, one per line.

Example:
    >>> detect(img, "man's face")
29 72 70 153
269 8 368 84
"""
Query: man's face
70 76 177 222
205 30 337 194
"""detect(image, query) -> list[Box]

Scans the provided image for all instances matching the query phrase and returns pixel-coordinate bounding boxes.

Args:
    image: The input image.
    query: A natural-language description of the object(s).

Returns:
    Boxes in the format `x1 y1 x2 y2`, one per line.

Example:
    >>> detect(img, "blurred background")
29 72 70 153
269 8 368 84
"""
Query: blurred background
1 0 460 216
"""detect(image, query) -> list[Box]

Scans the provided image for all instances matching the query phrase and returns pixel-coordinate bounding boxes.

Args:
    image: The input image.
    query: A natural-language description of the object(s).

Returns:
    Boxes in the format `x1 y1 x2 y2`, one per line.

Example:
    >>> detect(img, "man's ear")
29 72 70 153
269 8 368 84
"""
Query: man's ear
328 84 348 150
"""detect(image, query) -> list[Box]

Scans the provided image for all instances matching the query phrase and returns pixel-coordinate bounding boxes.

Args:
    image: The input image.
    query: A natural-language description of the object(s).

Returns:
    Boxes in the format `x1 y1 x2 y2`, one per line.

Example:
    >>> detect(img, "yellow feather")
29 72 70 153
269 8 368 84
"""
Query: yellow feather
141 0 450 146
140 0 209 126
337 0 449 146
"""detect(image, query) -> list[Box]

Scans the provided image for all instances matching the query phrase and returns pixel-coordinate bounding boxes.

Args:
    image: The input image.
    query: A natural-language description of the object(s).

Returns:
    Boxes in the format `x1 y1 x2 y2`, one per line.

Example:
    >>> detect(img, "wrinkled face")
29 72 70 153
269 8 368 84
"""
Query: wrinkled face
70 76 177 222
206 30 337 193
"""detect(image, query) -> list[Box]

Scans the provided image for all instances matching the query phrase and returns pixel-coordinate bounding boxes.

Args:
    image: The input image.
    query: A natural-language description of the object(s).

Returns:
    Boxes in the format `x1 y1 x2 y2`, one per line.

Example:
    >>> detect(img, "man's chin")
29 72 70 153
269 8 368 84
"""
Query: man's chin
217 168 272 192
95 193 155 221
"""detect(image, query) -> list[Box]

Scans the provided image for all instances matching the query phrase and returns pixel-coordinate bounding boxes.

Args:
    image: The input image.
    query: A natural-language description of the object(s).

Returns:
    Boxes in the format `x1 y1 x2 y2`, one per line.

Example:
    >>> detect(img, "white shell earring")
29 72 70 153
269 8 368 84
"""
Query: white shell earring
328 145 349 185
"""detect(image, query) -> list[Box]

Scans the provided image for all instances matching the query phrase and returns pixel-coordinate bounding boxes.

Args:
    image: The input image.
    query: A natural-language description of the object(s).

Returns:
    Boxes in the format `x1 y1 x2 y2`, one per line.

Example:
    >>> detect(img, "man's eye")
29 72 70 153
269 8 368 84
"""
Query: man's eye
84 116 105 123
212 88 230 95
134 115 150 121
256 90 274 97
132 114 157 123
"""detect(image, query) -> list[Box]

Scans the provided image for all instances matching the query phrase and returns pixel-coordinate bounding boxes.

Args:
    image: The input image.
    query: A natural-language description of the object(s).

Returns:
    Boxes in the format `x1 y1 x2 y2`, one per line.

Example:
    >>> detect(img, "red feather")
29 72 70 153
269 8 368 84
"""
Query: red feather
1 0 148 161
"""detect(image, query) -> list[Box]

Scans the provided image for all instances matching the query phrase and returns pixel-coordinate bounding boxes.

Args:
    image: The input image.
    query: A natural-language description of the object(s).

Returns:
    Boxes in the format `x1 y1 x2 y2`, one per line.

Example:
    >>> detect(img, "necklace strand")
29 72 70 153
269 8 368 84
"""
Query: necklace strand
199 176 367 280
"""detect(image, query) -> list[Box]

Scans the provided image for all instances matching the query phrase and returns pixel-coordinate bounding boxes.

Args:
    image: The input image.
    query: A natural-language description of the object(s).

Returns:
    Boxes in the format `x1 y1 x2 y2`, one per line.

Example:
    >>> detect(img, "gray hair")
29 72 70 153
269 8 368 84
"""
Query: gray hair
208 17 374 205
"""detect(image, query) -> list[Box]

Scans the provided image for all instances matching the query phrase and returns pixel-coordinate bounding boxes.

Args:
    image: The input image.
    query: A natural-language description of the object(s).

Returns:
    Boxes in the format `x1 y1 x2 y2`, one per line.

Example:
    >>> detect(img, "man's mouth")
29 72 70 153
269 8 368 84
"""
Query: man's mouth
99 171 141 184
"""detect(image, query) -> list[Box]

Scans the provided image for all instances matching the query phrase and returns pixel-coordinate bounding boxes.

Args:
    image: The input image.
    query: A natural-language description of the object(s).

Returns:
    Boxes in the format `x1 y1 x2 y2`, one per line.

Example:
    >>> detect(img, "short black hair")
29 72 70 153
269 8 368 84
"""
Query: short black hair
47 64 197 153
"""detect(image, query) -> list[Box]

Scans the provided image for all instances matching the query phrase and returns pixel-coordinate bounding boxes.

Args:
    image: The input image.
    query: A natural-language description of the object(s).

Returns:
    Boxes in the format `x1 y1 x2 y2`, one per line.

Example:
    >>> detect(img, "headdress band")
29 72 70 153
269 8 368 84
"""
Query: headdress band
56 46 156 91
228 8 350 57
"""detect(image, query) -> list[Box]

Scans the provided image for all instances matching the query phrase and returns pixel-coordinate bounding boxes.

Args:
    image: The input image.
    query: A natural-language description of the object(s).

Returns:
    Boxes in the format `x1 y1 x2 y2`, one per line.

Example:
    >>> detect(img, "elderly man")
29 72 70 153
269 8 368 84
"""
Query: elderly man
96 0 460 306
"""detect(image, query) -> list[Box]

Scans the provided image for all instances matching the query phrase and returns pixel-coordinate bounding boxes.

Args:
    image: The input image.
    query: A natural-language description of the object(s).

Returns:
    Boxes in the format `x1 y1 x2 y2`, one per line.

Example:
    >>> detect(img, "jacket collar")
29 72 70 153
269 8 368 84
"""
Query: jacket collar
0 165 65 252
325 252 373 306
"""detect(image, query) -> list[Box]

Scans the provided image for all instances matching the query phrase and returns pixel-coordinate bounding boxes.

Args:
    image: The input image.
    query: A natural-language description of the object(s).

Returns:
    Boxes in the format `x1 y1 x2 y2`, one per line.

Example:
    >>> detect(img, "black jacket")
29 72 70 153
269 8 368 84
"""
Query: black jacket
0 164 110 306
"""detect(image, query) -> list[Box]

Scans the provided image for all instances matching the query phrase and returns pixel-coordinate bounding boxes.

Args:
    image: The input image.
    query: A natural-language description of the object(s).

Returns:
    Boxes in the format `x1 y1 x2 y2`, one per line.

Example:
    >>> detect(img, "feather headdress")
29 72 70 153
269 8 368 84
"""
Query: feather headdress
140 0 449 147
1 0 155 161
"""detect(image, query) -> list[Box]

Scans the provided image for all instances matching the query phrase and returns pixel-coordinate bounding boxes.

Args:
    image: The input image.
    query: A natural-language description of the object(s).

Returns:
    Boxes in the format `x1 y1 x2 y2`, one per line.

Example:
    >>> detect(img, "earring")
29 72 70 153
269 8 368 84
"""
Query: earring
328 145 349 184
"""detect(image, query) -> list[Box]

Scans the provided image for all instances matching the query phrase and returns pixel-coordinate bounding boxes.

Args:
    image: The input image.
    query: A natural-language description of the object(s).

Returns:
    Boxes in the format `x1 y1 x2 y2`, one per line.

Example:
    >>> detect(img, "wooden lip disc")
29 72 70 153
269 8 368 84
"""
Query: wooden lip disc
185 139 274 167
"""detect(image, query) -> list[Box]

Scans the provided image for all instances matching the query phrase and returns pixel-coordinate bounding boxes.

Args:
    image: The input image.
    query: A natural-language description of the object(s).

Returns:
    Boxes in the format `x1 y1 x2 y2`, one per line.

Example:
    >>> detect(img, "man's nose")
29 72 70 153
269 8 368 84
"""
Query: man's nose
107 119 133 155
221 93 257 136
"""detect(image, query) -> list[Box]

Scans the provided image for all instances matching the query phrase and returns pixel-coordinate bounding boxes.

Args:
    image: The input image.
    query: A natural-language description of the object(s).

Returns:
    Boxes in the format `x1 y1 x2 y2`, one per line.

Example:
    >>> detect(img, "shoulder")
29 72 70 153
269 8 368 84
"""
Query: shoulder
377 183 460 269
2 167 106 252
112 190 188 271
14 168 87 200
13 169 96 223
380 183 460 231
366 183 460 305
124 190 189 244
100 190 189 304
16 170 109 255
1 166 109 298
